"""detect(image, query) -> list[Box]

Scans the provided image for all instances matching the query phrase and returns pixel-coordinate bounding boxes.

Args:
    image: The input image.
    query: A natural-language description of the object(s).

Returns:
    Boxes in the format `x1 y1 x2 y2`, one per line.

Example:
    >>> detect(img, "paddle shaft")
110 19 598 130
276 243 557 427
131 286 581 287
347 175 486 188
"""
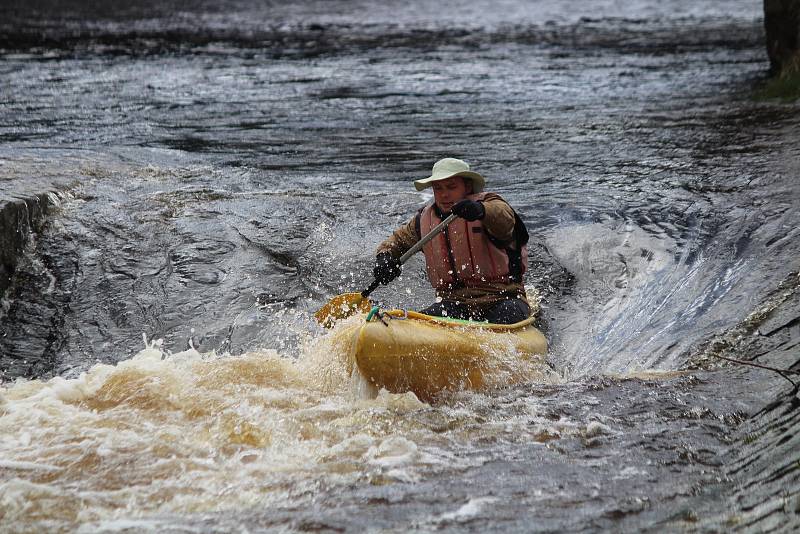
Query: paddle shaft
361 212 458 298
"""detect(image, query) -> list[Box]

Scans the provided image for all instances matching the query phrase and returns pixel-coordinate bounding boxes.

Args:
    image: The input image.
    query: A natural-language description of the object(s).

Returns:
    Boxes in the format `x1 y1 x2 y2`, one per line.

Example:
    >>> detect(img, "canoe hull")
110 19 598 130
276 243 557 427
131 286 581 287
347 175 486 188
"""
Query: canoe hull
352 312 547 400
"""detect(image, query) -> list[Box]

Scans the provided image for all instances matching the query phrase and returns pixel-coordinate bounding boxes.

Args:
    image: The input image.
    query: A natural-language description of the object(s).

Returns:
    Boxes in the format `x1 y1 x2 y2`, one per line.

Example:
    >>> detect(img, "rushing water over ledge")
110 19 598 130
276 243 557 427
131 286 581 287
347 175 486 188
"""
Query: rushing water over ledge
1 0 799 531
0 334 766 532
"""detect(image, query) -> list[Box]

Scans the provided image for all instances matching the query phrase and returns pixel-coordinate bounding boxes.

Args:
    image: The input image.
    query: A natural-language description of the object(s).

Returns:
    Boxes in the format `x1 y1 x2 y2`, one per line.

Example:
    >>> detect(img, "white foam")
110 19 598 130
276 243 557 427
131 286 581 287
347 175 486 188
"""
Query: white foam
438 497 499 523
585 421 615 437
0 328 576 530
76 518 196 534
0 460 61 472
365 436 419 468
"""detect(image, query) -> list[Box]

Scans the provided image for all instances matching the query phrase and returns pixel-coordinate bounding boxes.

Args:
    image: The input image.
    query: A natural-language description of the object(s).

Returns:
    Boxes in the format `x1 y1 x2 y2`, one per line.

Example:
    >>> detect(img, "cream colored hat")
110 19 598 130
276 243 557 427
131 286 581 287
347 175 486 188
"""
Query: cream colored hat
413 158 486 193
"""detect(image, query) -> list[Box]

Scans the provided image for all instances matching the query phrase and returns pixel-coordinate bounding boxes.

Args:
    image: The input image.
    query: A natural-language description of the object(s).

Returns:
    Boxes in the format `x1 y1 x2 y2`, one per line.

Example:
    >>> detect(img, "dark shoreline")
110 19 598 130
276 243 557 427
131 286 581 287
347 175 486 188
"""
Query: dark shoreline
1 19 764 60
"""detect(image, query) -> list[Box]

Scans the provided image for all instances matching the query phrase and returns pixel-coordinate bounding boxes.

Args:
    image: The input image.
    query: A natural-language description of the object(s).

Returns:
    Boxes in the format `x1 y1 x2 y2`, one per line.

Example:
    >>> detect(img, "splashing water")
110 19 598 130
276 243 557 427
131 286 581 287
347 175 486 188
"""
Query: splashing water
0 320 565 531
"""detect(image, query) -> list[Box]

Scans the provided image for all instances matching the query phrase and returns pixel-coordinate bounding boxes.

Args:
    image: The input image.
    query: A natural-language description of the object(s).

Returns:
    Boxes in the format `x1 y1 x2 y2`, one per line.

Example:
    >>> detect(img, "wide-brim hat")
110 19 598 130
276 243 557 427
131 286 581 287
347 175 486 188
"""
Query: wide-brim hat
413 157 486 193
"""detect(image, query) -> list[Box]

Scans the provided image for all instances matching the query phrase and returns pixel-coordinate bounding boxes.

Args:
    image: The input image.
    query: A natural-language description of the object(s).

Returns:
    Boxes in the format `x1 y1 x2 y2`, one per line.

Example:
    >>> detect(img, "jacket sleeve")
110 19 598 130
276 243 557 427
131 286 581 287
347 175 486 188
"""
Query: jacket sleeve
376 215 420 259
481 194 516 243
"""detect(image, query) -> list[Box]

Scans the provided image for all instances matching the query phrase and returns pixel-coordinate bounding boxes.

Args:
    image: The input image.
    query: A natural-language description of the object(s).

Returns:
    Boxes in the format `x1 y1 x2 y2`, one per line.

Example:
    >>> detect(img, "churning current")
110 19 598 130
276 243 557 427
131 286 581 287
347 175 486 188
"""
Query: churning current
1 0 799 532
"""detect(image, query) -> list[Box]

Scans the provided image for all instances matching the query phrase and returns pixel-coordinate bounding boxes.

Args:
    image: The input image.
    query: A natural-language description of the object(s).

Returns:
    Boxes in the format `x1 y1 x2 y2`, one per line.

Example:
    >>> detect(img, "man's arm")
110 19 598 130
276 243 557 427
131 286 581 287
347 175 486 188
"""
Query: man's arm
481 194 516 243
376 215 420 258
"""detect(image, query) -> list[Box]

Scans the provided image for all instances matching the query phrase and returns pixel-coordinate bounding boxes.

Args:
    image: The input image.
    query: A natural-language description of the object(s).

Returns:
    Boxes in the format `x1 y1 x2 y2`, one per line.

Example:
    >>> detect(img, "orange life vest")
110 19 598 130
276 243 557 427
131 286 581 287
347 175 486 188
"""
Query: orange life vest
418 193 528 291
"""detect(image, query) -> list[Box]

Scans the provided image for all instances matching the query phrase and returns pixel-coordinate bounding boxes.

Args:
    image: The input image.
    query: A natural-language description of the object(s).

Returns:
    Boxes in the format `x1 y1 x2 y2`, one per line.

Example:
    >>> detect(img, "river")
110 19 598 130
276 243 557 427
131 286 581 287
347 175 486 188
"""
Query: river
1 0 799 531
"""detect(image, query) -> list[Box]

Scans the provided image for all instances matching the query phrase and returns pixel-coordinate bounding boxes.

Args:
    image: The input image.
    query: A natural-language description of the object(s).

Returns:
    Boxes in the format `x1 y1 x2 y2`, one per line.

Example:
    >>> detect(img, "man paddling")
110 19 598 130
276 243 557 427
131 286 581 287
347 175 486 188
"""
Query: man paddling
373 157 531 324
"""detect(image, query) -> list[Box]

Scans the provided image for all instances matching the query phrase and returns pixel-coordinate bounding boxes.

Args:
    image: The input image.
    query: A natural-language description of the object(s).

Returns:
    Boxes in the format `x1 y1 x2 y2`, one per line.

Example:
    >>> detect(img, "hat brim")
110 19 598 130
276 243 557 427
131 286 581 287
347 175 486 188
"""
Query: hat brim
413 171 485 193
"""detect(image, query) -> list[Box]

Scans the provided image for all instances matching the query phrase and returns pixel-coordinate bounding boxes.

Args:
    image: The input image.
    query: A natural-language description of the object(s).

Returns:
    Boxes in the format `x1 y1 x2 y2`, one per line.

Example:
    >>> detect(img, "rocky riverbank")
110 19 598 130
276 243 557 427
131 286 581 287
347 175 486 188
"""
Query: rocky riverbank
689 271 800 530
682 119 800 530
0 178 74 296
0 176 75 379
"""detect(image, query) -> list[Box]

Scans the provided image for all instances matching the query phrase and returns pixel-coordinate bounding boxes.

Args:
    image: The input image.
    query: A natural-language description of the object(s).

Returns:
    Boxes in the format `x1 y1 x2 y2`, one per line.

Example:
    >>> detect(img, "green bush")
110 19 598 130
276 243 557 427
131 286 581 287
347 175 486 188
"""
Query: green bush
757 58 800 101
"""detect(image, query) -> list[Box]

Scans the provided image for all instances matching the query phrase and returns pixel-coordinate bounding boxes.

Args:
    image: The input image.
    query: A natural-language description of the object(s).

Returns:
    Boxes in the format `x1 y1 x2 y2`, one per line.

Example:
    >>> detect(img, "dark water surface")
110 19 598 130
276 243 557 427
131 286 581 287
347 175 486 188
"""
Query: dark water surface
1 0 799 531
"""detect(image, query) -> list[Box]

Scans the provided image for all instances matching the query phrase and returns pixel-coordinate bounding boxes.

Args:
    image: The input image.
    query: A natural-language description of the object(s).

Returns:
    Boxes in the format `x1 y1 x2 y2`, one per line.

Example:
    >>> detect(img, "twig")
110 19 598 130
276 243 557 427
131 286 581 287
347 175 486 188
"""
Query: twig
710 353 798 389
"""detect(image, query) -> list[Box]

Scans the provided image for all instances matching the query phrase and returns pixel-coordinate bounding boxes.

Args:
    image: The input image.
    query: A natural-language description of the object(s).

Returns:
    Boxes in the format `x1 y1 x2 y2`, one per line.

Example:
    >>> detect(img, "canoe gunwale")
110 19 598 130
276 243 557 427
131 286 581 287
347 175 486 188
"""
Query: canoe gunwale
374 309 536 332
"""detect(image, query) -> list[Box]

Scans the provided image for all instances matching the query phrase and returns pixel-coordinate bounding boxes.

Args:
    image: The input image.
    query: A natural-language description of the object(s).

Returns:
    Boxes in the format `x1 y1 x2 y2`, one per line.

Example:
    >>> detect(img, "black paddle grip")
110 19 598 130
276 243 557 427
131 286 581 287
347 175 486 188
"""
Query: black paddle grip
361 279 381 299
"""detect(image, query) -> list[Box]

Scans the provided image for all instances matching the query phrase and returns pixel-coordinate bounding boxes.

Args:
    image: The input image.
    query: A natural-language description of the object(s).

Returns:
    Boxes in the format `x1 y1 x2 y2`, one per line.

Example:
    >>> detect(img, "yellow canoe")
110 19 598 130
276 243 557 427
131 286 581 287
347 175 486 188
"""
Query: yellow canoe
348 310 548 400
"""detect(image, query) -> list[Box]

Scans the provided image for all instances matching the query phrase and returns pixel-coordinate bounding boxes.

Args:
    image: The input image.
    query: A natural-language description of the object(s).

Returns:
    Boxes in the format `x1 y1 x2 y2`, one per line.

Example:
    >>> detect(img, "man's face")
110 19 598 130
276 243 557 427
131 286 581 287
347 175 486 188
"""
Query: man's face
432 176 470 213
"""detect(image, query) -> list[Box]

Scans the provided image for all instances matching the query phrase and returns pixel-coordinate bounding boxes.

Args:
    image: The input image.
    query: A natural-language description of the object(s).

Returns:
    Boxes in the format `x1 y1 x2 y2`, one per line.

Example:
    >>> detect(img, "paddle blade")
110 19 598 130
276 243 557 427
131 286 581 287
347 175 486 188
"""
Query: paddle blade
314 292 372 328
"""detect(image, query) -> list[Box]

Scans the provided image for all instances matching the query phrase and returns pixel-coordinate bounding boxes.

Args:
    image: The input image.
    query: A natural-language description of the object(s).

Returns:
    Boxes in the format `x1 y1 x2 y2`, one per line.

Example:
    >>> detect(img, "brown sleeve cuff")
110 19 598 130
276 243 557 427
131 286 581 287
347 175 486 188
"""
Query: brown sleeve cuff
376 215 420 258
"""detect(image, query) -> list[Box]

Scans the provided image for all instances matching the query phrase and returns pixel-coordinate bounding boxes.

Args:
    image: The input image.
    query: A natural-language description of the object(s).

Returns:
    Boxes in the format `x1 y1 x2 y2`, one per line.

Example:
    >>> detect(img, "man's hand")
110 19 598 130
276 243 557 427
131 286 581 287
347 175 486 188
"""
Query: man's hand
451 199 485 221
373 252 402 285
